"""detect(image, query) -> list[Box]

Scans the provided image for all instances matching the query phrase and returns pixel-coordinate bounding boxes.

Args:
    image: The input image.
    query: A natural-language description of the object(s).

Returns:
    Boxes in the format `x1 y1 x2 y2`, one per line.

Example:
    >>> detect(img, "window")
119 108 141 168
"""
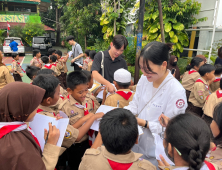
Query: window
31 6 37 12
8 6 14 11
7 3 37 13
15 6 22 11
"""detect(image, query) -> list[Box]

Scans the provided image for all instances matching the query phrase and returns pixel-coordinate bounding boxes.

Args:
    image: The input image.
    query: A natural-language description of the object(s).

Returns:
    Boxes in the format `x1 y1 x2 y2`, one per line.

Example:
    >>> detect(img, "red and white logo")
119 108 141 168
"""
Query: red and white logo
176 99 185 108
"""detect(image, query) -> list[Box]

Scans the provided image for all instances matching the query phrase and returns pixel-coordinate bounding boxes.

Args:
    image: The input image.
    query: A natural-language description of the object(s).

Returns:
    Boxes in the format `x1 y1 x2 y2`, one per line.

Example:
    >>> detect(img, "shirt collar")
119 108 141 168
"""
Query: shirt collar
101 146 142 163
68 94 88 106
117 89 132 92
38 105 55 112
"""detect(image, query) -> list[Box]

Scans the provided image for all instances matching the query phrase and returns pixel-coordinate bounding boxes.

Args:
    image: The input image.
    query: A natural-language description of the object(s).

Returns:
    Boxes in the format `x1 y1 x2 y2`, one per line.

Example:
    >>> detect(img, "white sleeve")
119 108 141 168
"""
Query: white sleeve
149 89 187 134
124 75 144 115
68 51 73 58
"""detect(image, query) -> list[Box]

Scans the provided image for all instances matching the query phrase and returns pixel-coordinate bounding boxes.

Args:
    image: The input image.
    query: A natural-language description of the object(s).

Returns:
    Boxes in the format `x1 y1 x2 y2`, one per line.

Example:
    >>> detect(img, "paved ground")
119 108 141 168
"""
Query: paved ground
3 46 74 83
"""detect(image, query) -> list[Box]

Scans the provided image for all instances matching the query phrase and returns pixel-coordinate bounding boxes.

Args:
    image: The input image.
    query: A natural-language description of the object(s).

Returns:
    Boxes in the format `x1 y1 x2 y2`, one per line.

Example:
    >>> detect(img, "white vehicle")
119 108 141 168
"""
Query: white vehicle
3 37 25 56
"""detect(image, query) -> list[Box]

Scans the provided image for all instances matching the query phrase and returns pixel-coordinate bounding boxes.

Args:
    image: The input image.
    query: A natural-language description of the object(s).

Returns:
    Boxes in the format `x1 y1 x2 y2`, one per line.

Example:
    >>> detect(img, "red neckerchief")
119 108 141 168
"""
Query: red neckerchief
52 63 57 67
216 90 222 98
37 108 56 117
34 57 42 67
44 64 53 69
107 159 133 170
67 94 94 146
204 161 216 170
196 78 209 90
214 78 221 82
60 94 64 100
116 91 132 100
188 70 197 74
12 60 26 73
0 122 40 147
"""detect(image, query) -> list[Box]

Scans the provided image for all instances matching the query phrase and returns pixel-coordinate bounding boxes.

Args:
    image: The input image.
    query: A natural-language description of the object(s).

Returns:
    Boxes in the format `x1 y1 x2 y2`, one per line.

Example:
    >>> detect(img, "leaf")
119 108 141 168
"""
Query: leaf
148 33 158 40
170 34 178 43
157 22 160 29
164 23 172 32
102 26 108 33
144 12 150 21
152 12 159 20
169 31 174 38
172 45 177 51
149 24 159 33
173 23 185 31
156 34 162 42
176 42 183 53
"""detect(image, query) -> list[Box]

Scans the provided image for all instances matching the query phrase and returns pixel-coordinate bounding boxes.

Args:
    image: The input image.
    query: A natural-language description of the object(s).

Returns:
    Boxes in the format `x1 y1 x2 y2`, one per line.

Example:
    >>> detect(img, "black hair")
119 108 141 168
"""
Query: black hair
115 81 131 89
112 34 128 50
186 57 204 71
10 38 14 43
199 64 215 76
89 50 96 60
66 35 75 42
218 47 222 58
48 48 56 55
32 74 60 100
37 69 56 76
214 64 222 75
41 56 49 64
50 55 57 62
55 50 62 57
213 102 222 142
81 70 92 83
25 66 41 80
67 71 88 90
33 49 40 57
12 53 18 59
100 108 138 154
85 50 90 56
139 41 171 74
165 113 210 170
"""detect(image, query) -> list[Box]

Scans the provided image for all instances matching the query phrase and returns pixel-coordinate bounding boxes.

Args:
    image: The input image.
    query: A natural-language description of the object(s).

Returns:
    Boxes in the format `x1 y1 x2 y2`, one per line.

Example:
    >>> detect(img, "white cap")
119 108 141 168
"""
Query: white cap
114 68 131 83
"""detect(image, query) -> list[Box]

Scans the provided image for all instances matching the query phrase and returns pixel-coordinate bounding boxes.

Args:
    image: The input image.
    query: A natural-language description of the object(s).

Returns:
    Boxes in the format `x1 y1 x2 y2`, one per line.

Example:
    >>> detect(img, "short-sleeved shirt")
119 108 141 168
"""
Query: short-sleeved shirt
91 50 128 83
72 43 83 64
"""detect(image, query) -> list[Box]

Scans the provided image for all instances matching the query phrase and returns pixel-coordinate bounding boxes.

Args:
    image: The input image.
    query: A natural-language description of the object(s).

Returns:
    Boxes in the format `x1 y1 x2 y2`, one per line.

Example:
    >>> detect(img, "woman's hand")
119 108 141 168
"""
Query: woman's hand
44 122 60 145
157 155 170 169
158 114 170 127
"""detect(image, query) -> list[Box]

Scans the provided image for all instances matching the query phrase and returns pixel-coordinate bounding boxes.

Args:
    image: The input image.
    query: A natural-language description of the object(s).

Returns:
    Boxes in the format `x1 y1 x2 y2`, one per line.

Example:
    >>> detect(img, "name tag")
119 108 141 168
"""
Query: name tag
69 112 78 118
151 103 162 108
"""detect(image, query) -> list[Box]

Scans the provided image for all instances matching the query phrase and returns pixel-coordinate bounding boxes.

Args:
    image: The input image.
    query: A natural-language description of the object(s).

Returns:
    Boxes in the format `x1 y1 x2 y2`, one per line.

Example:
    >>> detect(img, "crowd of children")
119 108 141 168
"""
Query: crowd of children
1 43 222 170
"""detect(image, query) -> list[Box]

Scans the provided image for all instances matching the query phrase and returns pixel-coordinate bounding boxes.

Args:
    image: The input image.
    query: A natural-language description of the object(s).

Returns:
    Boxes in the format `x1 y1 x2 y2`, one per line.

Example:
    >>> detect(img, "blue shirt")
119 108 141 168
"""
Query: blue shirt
215 57 222 65
9 41 18 52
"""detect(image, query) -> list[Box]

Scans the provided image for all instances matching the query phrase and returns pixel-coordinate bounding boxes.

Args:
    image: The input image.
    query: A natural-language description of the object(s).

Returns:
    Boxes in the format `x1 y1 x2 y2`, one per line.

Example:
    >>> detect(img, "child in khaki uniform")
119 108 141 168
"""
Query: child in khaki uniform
79 109 156 170
187 64 215 117
55 50 68 89
11 53 23 81
83 50 91 70
102 68 134 108
25 65 41 84
41 56 60 76
87 50 96 72
30 49 42 68
210 64 222 93
59 71 104 170
182 57 205 100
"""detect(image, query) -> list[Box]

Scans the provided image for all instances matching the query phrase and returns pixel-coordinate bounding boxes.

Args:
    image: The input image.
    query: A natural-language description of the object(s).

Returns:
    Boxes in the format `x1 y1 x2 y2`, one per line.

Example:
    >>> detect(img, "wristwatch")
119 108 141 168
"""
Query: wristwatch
144 120 148 128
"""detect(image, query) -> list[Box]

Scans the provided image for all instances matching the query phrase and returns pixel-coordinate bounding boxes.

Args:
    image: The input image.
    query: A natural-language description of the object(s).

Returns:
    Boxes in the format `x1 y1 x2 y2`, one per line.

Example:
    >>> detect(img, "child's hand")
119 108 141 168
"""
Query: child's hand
19 73 23 77
158 114 170 127
44 122 60 145
103 86 107 97
94 112 104 119
55 114 63 120
94 86 103 96
157 155 170 168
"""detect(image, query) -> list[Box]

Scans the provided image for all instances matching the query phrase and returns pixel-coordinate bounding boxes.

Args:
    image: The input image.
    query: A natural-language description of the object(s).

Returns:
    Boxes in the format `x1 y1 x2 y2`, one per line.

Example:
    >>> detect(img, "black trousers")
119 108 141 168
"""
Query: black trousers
67 139 90 170
74 63 82 71
13 73 22 82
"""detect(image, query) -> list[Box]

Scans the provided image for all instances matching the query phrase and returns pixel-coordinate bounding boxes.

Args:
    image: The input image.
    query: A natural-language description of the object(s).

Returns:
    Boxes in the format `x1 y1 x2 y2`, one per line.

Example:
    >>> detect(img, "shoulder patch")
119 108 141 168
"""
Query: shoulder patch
85 148 101 156
137 159 156 170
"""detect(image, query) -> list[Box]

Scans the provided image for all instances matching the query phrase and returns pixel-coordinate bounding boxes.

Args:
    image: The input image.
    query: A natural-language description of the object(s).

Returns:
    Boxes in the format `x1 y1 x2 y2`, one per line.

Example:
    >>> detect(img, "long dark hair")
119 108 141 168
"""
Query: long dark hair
186 57 203 71
213 102 222 143
138 41 171 74
165 113 210 170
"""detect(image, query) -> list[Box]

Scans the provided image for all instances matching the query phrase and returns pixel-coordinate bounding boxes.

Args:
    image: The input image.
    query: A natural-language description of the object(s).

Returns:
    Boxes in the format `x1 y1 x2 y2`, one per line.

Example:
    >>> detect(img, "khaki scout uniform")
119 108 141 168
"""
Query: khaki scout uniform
0 66 14 90
105 89 135 108
60 57 68 73
182 70 201 91
206 146 222 169
58 95 95 143
12 60 22 74
131 85 137 92
53 63 62 76
189 78 210 108
60 86 68 99
37 104 79 148
86 90 100 113
57 60 66 73
210 78 220 93
30 57 43 68
42 64 60 76
203 90 222 118
87 60 93 71
79 146 156 170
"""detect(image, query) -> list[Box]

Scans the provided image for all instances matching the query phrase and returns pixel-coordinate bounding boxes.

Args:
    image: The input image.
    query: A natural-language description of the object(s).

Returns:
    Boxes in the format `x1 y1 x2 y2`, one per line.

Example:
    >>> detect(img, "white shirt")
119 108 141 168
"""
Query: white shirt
124 71 187 161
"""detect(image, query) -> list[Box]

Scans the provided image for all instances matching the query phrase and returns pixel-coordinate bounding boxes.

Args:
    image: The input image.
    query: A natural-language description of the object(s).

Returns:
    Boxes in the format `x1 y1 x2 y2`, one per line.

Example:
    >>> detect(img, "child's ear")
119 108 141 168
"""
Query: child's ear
46 97 52 105
168 143 173 156
113 81 117 86
135 136 139 144
67 88 72 94
33 75 36 80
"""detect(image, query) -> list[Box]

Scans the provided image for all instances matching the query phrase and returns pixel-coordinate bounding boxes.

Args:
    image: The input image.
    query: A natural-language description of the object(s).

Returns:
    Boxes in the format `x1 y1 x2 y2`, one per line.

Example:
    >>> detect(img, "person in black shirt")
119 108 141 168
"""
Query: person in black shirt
215 47 222 65
91 35 128 94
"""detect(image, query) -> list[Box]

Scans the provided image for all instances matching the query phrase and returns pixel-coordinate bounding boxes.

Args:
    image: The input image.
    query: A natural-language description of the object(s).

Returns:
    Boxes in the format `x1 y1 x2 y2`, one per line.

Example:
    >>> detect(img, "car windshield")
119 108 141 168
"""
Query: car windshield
34 37 50 44
6 39 21 45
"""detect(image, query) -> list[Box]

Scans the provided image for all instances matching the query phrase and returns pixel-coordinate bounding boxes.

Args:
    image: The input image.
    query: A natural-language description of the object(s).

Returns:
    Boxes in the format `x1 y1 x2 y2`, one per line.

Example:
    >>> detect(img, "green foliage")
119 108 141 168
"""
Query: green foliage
177 57 189 75
100 0 137 41
128 66 143 78
123 37 137 65
140 0 207 58
87 39 110 52
0 30 6 46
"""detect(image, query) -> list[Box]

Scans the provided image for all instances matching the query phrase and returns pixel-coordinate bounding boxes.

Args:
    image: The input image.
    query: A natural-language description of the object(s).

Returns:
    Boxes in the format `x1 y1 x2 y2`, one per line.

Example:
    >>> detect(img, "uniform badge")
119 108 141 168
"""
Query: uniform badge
65 130 72 139
200 95 204 100
164 168 170 170
71 110 74 114
176 99 185 109
209 156 214 160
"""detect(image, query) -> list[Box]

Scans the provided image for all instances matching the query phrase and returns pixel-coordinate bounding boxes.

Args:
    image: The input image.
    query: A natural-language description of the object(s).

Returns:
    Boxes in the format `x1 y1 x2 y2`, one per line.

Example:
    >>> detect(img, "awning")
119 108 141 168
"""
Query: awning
0 0 39 4
0 22 55 31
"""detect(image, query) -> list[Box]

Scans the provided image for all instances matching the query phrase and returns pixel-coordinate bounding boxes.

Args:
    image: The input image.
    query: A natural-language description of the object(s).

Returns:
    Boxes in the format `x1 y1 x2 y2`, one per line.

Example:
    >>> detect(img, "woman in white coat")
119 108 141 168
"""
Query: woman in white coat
124 41 187 167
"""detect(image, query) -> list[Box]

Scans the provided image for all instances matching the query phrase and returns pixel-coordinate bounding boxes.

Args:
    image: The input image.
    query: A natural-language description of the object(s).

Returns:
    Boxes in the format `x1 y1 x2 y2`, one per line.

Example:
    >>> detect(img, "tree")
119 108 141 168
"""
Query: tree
140 0 207 57
0 30 6 46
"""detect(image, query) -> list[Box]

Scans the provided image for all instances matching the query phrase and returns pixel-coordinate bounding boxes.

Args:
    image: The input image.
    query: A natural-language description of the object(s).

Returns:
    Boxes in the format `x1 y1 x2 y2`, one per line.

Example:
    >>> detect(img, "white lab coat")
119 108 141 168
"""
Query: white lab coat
162 163 211 170
124 71 187 166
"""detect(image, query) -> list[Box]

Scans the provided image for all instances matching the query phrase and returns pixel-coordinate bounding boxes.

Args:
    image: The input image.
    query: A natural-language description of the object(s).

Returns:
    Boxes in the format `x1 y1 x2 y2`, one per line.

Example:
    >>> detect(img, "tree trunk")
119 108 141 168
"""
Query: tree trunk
56 7 61 46
114 0 116 36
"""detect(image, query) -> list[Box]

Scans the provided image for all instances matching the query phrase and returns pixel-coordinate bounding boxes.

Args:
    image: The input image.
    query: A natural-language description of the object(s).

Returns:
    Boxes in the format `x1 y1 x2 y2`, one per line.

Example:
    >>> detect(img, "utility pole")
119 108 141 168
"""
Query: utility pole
157 0 165 43
114 0 116 36
134 0 145 84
